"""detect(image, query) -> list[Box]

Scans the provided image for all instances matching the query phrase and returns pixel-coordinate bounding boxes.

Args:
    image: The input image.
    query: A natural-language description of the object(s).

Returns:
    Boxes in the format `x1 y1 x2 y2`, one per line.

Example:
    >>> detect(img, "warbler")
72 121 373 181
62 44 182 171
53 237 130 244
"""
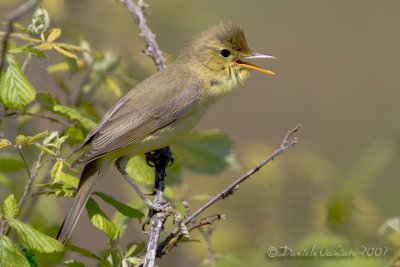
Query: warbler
57 22 275 243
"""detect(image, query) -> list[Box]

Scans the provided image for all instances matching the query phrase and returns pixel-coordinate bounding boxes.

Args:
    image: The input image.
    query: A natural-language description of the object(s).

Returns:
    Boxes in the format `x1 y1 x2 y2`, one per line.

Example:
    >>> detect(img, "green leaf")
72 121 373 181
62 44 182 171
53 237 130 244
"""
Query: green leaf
7 218 64 253
51 160 63 182
36 91 59 110
0 173 10 185
0 154 24 172
86 198 118 240
172 130 236 174
65 244 100 260
126 155 154 185
0 236 30 267
94 192 144 219
62 127 85 145
56 171 79 188
33 143 56 156
47 28 61 42
16 130 49 145
0 138 12 149
2 194 19 219
0 55 37 111
53 44 79 60
53 104 96 130
9 44 48 58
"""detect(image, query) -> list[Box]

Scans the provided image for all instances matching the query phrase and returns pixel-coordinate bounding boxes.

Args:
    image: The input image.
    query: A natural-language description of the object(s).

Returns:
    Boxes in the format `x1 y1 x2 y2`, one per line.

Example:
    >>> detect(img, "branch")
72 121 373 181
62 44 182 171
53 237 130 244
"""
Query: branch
0 0 41 74
120 0 166 71
157 124 302 256
118 1 168 267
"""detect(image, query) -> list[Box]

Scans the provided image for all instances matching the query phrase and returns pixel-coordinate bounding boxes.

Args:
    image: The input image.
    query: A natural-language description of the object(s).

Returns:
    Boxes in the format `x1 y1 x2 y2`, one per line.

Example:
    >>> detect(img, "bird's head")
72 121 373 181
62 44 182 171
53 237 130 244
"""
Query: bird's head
178 22 275 85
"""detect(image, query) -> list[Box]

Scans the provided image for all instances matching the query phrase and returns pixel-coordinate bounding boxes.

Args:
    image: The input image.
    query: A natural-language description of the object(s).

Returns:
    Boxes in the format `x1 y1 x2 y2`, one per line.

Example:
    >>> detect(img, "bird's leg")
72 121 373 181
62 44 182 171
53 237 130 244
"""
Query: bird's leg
116 156 164 211
145 146 174 194
142 147 175 226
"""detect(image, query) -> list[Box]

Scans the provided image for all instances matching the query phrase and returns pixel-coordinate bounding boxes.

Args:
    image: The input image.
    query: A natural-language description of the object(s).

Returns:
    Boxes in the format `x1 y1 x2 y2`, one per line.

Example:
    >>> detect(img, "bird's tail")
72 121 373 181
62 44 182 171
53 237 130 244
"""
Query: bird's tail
57 159 101 243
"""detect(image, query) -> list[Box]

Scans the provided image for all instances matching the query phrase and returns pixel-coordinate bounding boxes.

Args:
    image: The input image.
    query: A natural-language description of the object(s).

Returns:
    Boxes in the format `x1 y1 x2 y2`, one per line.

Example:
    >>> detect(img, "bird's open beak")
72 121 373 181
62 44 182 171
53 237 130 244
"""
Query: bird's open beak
235 52 276 75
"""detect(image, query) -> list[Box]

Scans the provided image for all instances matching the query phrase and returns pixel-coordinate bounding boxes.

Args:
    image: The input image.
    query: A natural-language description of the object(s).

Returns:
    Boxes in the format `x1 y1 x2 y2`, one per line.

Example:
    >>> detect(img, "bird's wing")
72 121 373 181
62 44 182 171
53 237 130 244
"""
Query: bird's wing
73 68 202 166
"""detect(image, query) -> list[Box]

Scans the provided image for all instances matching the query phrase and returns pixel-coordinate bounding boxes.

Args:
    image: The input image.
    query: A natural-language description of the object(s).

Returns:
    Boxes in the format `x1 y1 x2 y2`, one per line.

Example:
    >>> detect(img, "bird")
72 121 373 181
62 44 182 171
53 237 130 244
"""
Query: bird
57 22 275 243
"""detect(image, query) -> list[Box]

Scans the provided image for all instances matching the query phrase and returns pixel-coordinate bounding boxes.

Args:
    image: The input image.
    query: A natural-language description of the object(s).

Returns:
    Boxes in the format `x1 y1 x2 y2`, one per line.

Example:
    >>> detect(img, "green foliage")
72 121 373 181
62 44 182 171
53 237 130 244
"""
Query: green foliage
2 194 19 219
94 192 144 219
86 198 119 240
0 236 30 267
0 154 24 172
0 55 37 111
172 129 236 173
7 219 64 253
53 104 96 131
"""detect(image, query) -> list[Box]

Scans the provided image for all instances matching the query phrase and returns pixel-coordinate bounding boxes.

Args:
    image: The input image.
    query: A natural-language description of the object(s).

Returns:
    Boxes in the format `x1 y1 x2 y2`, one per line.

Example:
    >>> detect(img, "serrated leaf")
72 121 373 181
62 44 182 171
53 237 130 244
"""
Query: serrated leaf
0 138 12 148
0 55 37 111
172 130 236 174
53 104 96 131
47 28 61 42
126 155 154 185
56 171 79 188
7 218 64 253
94 192 144 219
51 160 63 182
0 154 24 172
53 44 79 60
36 91 59 110
0 235 30 267
86 198 118 240
2 194 19 219
16 130 49 145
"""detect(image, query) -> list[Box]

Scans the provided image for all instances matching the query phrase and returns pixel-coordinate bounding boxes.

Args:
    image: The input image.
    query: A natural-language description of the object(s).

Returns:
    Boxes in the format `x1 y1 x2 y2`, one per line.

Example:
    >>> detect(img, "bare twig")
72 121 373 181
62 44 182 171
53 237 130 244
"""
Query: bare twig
120 0 166 71
18 149 45 210
161 214 225 256
158 124 301 256
1 111 72 127
0 0 41 74
16 146 31 178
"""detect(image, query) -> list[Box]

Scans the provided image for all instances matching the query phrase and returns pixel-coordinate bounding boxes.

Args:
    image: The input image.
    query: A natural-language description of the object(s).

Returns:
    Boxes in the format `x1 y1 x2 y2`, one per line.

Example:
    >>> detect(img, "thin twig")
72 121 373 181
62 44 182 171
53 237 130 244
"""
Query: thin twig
1 111 72 127
0 0 40 74
18 149 45 210
16 146 31 178
161 214 225 256
157 124 301 256
120 0 166 71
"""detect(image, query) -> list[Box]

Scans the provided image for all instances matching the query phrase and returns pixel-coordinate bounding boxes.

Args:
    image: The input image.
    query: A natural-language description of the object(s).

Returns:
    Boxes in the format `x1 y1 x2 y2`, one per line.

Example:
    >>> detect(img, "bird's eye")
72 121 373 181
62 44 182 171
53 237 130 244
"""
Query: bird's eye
220 49 231 58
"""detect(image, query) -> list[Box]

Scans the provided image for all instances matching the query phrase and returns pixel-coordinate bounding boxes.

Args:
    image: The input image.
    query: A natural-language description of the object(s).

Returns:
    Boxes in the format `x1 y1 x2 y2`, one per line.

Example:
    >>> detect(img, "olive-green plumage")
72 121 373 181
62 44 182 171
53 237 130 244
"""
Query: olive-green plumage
57 22 274 243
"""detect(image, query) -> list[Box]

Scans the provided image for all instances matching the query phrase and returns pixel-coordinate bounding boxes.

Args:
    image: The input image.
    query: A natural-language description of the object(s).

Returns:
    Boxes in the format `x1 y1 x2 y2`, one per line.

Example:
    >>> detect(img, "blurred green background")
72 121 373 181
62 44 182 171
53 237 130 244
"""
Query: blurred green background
1 0 400 266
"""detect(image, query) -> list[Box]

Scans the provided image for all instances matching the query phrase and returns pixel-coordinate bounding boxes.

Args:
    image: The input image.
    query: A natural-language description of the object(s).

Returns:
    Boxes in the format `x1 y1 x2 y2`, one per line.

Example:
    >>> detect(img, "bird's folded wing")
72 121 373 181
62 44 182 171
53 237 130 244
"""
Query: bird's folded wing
73 70 202 166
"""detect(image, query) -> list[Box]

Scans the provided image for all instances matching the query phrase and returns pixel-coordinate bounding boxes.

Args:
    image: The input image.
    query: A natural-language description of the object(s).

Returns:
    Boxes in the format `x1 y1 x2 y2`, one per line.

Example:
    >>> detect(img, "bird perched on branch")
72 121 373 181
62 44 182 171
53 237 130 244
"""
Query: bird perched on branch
57 22 275 243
